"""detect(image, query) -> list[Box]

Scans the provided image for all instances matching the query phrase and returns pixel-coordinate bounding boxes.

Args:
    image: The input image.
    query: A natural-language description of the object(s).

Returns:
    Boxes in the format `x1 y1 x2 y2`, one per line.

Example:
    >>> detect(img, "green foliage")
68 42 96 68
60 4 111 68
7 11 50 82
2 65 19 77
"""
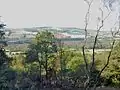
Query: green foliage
26 31 58 80
0 23 8 67
95 42 120 87
65 51 84 71
25 62 40 75
0 23 15 89
26 49 38 63
26 31 57 62
10 54 25 72
30 30 56 53
0 67 17 89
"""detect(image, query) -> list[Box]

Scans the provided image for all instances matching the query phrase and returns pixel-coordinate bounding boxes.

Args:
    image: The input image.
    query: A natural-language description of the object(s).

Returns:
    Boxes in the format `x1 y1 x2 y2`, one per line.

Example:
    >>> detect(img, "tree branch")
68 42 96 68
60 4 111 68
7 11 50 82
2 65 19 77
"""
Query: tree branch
93 13 120 90
93 39 115 90
90 9 111 71
83 0 94 76
82 0 94 89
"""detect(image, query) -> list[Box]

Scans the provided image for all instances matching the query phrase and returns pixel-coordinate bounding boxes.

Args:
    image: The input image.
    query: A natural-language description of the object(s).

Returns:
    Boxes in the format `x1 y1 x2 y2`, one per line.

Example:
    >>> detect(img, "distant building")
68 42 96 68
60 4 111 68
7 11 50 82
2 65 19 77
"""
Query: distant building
54 33 70 39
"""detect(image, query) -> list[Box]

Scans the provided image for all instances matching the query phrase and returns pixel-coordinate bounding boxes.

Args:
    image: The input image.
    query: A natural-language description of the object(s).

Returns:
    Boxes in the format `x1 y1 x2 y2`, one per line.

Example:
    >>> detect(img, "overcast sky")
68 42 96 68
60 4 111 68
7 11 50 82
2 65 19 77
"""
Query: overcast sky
0 0 119 30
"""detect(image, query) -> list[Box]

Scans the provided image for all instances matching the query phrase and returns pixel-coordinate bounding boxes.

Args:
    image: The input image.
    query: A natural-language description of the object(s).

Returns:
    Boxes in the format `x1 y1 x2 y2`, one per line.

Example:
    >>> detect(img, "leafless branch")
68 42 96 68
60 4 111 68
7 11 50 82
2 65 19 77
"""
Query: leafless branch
103 11 111 21
93 13 120 90
82 0 94 77
93 39 115 90
83 1 112 89
84 0 94 45
82 0 94 89
90 8 111 71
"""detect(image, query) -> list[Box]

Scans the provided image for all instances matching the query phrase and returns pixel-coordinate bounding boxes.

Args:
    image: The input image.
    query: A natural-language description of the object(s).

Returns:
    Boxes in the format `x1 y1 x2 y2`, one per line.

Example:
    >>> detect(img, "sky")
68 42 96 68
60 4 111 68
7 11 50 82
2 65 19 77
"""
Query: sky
0 0 119 30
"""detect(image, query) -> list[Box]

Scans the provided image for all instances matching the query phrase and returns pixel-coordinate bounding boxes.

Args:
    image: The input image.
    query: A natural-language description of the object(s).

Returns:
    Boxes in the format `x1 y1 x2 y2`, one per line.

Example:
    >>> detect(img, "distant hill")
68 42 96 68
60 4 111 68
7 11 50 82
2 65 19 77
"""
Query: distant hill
3 27 113 46
4 26 112 40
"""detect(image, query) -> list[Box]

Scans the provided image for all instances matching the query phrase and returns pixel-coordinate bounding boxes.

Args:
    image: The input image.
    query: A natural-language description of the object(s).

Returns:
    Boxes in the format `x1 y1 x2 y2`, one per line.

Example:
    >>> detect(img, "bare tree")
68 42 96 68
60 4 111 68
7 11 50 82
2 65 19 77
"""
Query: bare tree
82 0 116 90
82 1 94 88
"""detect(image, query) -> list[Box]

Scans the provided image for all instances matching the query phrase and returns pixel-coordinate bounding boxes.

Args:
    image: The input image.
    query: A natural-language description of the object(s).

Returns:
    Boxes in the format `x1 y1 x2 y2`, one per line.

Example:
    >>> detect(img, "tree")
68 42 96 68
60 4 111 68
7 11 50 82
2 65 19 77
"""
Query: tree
26 31 58 80
81 0 118 89
0 20 7 68
0 18 17 89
